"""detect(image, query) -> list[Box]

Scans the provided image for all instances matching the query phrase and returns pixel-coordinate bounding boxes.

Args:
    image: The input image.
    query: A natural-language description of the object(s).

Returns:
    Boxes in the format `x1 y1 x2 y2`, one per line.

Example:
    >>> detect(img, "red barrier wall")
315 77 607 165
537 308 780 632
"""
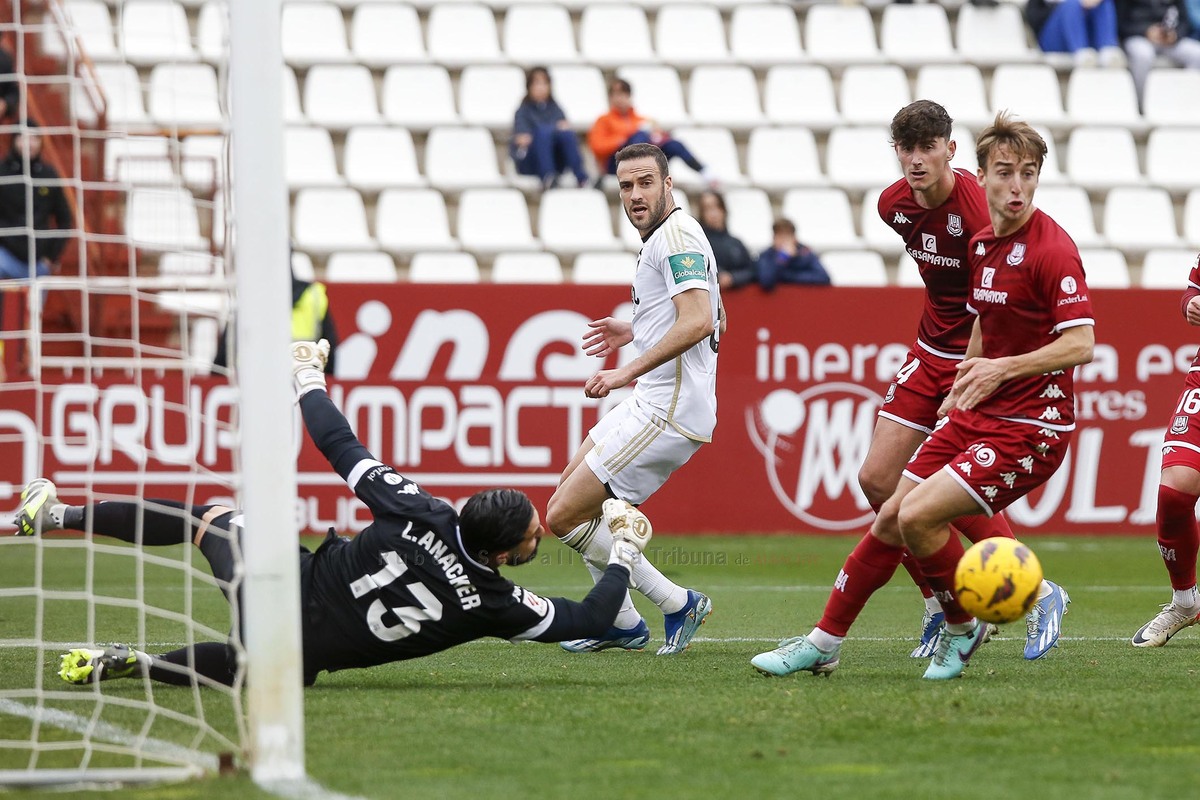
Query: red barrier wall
1 284 1192 535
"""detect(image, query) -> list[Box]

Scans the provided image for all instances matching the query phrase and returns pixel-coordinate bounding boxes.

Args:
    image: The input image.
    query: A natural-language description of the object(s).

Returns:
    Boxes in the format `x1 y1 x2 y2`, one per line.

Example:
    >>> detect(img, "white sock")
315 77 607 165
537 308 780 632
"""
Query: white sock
1173 586 1199 609
924 595 943 615
1037 579 1053 600
559 516 688 614
945 620 976 635
47 503 67 529
807 628 843 652
585 561 642 629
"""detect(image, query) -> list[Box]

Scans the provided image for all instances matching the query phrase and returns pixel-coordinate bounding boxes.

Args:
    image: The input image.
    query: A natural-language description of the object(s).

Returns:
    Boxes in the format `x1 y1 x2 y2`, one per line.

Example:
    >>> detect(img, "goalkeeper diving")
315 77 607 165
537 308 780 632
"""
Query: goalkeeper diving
15 340 653 688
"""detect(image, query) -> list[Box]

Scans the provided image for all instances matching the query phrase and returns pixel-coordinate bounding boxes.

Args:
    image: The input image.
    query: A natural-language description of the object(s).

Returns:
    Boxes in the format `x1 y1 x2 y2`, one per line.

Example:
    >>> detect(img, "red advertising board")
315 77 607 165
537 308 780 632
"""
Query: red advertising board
0 284 1192 535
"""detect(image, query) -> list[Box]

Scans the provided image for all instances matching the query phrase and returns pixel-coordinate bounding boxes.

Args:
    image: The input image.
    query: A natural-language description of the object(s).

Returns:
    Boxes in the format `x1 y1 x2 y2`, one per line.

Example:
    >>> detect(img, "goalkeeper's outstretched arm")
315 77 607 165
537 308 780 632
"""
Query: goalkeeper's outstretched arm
292 339 373 482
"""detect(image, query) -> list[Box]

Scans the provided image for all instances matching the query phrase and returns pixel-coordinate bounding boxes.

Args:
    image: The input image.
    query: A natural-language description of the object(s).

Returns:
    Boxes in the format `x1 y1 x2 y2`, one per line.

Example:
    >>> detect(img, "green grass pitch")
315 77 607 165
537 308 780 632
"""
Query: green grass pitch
2 532 1198 799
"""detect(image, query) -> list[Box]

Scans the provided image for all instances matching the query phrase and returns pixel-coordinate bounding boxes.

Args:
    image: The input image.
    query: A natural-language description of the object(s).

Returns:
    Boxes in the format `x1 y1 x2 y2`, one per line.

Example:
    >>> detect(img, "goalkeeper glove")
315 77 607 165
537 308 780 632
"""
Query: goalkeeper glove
292 339 330 399
603 498 653 569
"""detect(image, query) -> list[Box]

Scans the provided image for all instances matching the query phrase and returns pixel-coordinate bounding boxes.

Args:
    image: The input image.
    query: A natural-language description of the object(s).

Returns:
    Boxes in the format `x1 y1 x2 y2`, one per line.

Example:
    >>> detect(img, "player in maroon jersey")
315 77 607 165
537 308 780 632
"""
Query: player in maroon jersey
1132 252 1200 647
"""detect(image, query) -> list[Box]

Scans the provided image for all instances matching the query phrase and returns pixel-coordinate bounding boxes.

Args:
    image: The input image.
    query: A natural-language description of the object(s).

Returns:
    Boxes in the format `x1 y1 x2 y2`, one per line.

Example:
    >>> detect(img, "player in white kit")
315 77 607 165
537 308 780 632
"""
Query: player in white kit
546 142 723 655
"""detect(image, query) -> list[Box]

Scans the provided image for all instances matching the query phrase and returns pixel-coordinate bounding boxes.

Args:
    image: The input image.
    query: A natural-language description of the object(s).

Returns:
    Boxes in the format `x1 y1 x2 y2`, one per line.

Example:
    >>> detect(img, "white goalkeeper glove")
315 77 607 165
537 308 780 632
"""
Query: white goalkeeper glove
292 339 330 400
603 498 653 570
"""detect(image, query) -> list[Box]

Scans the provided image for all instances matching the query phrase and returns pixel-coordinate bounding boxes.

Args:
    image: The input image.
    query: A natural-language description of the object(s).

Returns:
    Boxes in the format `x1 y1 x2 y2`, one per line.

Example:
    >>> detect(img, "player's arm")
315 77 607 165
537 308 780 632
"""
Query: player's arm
939 317 983 417
954 324 1094 412
584 288 713 398
1182 254 1200 324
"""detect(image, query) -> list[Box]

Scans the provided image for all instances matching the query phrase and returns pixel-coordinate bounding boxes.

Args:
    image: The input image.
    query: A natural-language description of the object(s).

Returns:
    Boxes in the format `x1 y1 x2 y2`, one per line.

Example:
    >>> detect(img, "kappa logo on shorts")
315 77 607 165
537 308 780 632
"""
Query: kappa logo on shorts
947 214 963 237
1018 455 1035 473
1001 471 1017 488
956 460 973 476
1172 415 1189 435
982 485 998 501
968 443 996 467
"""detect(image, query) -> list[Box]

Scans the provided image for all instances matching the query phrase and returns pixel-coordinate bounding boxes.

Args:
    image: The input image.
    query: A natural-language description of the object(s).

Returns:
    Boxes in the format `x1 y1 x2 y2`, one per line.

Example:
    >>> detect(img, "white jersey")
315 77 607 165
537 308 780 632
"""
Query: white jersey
630 207 721 442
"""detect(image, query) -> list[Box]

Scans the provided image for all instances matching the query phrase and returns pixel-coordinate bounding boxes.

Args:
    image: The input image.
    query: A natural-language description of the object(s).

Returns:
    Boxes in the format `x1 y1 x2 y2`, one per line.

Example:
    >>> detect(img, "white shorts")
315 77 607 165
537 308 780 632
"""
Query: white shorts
584 396 703 505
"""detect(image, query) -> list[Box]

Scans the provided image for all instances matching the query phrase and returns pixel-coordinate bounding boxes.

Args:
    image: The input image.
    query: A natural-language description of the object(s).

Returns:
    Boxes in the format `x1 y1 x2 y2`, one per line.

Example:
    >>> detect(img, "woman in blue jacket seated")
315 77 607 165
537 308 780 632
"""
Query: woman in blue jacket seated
756 218 830 291
510 66 589 189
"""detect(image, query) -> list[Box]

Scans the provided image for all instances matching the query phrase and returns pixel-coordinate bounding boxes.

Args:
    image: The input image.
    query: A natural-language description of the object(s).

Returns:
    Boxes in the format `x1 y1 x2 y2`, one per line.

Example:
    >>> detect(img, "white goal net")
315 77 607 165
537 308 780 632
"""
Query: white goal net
0 0 302 787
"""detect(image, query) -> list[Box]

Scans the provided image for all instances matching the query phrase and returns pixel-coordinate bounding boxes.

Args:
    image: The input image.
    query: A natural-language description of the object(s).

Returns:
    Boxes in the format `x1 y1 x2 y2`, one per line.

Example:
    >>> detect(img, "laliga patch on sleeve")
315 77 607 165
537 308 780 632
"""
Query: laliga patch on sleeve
520 589 549 616
668 252 707 285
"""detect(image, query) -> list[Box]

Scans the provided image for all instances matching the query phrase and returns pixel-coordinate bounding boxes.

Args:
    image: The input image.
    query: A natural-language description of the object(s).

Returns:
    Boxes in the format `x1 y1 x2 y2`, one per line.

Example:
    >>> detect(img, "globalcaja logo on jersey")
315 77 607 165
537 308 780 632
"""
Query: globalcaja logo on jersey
668 253 707 285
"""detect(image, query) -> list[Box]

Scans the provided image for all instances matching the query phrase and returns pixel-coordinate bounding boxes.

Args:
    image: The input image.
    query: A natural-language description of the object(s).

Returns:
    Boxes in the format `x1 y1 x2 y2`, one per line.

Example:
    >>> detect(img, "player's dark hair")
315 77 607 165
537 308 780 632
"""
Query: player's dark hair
614 142 669 179
522 66 553 105
459 489 534 561
890 100 954 149
976 111 1047 173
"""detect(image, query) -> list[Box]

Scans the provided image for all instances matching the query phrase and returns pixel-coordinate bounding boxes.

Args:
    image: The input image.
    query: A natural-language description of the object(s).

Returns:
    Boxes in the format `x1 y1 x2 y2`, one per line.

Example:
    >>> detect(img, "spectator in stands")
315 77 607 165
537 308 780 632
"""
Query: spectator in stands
1185 0 1200 36
588 79 713 185
1026 0 1127 67
698 190 755 290
1117 0 1200 105
510 66 589 190
0 45 20 119
0 121 73 282
755 219 829 292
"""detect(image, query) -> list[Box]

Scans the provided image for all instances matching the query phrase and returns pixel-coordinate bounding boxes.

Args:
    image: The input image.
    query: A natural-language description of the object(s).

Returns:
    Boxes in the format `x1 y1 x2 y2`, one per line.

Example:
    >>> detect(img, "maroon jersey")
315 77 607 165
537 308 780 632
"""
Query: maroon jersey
1182 253 1200 369
878 168 991 356
965 208 1094 430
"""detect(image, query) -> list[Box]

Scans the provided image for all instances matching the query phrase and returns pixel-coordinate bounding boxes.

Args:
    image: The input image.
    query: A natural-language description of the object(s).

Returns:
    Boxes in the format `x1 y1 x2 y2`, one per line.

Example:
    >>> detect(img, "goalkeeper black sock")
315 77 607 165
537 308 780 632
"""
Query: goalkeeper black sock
64 500 202 546
149 643 238 687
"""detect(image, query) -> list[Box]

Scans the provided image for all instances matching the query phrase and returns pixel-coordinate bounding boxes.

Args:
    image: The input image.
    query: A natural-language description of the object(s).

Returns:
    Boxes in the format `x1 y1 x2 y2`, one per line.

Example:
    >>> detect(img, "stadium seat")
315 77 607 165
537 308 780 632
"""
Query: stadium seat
344 127 425 191
956 3 1036 66
730 4 803 67
688 66 764 131
180 134 225 189
291 249 315 281
492 252 565 283
991 65 1065 129
50 0 118 61
85 63 149 128
126 187 207 250
292 188 375 253
104 136 173 186
281 2 352 66
325 252 399 282
196 2 225 63
376 189 458 253
426 3 505 67
1034 186 1103 248
304 64 382 129
457 188 540 254
1143 70 1200 127
539 189 621 255
285 127 343 188
1146 128 1200 193
861 188 903 257
424 126 505 191
1140 249 1196 288
504 4 579 65
615 66 690 129
580 5 656 67
656 5 729 66
763 65 841 131
120 0 196 64
723 187 773 255
747 127 826 191
780 188 861 251
1187 190 1200 246
1033 125 1068 185
409 252 481 283
1104 187 1180 251
459 65 526 131
667 127 746 189
839 65 911 126
825 127 901 191
805 5 882 66
148 64 223 127
549 65 608 130
915 65 992 130
351 3 428 67
821 251 889 287
573 252 636 285
880 4 957 66
158 250 221 278
1066 127 1144 191
282 66 305 125
1078 249 1131 288
381 66 459 130
897 252 922 287
950 126 979 174
1066 69 1144 132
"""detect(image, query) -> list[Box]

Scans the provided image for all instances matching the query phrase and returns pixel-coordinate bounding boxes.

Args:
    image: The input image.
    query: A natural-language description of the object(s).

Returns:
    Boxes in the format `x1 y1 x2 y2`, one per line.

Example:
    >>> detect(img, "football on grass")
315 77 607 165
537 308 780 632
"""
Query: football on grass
955 537 1044 624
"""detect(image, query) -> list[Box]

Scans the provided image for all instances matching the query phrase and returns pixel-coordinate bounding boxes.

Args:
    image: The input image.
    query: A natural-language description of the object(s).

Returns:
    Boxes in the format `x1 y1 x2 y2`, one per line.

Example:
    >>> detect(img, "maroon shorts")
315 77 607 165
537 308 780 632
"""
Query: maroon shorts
1161 369 1200 471
878 344 962 435
902 408 1073 516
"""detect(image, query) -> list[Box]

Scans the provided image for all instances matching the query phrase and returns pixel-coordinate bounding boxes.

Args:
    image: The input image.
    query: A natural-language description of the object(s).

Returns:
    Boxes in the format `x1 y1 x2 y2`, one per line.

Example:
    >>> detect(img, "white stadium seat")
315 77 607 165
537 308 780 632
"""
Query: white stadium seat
159 250 221 277
104 136 172 185
915 65 992 130
539 189 621 255
351 4 428 67
492 252 564 283
991 65 1065 129
52 0 118 61
763 66 841 131
424 126 505 191
1066 69 1145 131
956 3 1036 66
839 65 910 126
730 4 803 67
86 63 149 128
1066 127 1144 190
550 65 608 130
805 5 882 66
1146 128 1200 192
825 127 901 191
426 3 505 67
344 127 426 191
1078 249 1131 288
723 187 773 255
781 188 861 251
1104 187 1180 251
1141 249 1197 288
821 251 889 287
880 4 956 65
747 127 826 191
126 187 207 250
148 64 223 127
504 4 579 65
291 250 315 281
688 66 764 130
1034 186 1103 248
1143 70 1200 127
897 252 922 287
459 65 526 130
281 2 352 66
304 64 382 129
655 5 729 66
285 127 343 189
580 5 656 68
325 252 399 282
120 0 196 64
667 127 746 189
573 252 636 285
409 252 481 283
376 189 458 253
457 188 540 254
293 188 375 253
950 126 979 174
861 188 904 257
182 135 226 191
196 2 226 63
1187 191 1200 246
382 66 459 130
282 66 305 125
616 66 690 129
1033 125 1068 185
